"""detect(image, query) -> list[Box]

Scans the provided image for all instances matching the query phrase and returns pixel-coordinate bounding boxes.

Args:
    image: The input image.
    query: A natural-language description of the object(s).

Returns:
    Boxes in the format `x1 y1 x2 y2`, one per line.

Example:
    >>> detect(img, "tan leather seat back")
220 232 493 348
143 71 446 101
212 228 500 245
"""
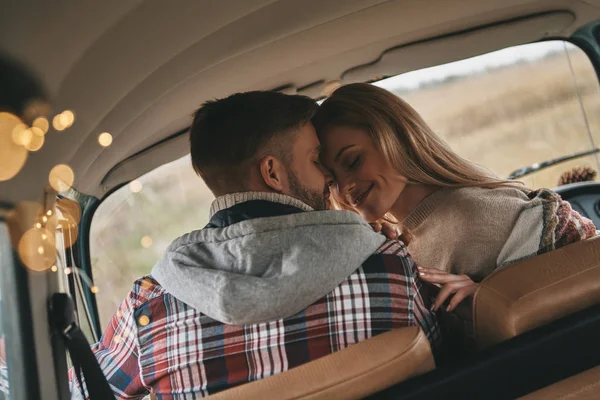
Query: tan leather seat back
519 366 600 399
208 326 434 400
474 236 600 348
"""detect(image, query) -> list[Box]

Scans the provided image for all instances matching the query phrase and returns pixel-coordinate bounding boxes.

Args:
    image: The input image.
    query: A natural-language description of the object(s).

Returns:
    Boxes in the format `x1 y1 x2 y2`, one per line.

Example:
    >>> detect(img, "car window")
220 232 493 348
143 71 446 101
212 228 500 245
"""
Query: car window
374 40 600 189
90 156 214 325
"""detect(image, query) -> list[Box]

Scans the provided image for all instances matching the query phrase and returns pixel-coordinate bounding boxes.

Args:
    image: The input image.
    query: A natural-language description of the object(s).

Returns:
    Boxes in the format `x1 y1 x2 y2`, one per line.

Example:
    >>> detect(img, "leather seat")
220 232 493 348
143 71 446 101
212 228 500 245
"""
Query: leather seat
519 365 600 399
474 236 600 348
207 326 434 400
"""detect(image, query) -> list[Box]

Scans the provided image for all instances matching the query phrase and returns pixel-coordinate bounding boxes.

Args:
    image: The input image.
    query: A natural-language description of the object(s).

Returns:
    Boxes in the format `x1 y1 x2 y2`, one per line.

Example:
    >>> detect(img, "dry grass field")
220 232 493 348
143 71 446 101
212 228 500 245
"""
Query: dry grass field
90 45 600 327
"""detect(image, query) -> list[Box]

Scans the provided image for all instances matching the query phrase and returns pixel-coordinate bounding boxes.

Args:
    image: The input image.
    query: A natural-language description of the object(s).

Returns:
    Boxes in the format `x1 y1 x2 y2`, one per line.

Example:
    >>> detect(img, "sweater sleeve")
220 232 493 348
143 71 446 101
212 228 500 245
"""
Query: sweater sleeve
497 189 597 266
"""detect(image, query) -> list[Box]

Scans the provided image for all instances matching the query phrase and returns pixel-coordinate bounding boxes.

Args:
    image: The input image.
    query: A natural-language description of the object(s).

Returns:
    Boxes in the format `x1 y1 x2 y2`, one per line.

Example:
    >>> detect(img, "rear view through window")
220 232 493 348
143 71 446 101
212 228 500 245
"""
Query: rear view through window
90 40 600 326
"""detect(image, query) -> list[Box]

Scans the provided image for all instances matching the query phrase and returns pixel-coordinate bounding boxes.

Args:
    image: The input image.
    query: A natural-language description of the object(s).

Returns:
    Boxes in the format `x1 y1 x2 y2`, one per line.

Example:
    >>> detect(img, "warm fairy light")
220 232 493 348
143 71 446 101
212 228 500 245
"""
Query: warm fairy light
117 310 123 318
24 132 44 151
129 180 143 193
56 198 81 224
61 110 75 128
42 216 48 223
31 126 44 137
35 222 42 229
0 113 28 181
64 267 72 275
49 164 75 192
11 123 31 146
32 117 49 134
18 228 56 271
138 315 150 327
47 210 53 216
98 132 113 147
141 236 153 248
51 265 58 272
52 114 67 131
113 334 122 344
91 286 99 294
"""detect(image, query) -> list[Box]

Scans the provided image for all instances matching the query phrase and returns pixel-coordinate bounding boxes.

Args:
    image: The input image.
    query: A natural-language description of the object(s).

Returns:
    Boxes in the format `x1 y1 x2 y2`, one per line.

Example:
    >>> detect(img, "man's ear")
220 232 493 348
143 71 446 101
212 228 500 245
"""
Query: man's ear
259 156 287 192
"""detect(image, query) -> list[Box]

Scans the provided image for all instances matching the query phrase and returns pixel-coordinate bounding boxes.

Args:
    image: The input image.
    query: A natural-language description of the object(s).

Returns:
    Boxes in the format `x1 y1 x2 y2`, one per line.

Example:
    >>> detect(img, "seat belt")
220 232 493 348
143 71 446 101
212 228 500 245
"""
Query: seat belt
49 293 114 399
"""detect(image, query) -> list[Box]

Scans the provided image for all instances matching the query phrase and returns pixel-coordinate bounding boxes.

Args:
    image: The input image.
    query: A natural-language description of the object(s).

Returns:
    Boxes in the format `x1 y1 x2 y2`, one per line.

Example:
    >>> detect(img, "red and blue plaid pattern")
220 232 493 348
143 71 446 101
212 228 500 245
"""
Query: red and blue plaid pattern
72 240 440 399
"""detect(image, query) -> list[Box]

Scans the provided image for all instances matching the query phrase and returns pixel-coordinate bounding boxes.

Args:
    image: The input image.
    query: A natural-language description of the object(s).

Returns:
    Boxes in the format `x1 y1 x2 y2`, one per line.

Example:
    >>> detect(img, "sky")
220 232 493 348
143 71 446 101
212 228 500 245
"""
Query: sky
374 40 574 92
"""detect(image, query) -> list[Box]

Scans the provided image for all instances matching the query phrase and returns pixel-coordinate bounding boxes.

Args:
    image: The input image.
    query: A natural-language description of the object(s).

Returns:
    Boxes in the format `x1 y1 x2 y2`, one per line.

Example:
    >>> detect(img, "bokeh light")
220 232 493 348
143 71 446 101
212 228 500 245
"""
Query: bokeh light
129 180 143 193
18 228 56 271
0 112 28 181
49 164 75 192
32 117 49 134
141 236 152 248
138 315 150 327
24 131 44 151
64 267 72 275
56 198 81 224
61 110 75 128
11 123 31 146
51 265 58 272
58 211 78 249
91 286 99 294
52 114 67 131
98 132 113 147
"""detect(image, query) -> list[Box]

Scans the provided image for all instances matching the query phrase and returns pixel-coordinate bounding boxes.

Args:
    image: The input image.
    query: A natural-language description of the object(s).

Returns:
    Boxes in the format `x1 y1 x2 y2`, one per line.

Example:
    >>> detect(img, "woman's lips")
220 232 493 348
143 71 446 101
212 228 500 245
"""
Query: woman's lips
352 183 374 206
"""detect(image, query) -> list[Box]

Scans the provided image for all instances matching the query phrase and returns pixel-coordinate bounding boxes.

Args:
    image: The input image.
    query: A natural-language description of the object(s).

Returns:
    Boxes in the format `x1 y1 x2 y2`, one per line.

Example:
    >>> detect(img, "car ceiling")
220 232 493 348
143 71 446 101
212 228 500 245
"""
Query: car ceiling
1 0 599 204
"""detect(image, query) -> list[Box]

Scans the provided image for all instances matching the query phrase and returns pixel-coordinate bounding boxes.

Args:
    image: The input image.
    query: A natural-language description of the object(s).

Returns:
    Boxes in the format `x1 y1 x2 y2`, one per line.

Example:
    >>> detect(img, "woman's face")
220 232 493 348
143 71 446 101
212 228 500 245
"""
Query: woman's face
320 125 407 222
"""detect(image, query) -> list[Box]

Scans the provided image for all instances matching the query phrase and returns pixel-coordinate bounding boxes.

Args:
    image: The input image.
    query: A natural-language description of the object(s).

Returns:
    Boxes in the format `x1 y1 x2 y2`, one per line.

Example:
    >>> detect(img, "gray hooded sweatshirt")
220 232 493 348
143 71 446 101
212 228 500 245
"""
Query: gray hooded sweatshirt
152 192 386 325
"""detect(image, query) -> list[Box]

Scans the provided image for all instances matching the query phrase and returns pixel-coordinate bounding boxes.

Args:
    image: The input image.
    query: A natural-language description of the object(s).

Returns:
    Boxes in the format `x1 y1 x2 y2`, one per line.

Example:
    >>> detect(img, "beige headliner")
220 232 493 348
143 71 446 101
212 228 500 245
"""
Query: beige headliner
1 0 599 204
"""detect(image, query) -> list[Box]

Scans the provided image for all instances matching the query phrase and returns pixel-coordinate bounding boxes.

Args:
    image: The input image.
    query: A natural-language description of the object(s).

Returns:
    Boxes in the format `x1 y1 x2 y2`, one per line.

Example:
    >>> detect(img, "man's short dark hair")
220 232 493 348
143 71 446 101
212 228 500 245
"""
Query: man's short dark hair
190 91 318 192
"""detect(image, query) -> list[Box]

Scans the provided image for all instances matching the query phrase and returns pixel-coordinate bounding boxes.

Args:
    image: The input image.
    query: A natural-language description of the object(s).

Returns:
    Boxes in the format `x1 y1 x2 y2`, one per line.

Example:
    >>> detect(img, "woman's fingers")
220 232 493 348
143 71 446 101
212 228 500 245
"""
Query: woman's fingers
431 279 473 312
446 283 479 312
369 222 382 232
380 222 399 240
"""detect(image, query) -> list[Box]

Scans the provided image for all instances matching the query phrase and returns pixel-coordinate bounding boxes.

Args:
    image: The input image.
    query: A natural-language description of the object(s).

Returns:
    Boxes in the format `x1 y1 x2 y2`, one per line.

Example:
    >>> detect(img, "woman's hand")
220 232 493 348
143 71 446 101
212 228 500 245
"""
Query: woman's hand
370 221 399 241
417 267 479 312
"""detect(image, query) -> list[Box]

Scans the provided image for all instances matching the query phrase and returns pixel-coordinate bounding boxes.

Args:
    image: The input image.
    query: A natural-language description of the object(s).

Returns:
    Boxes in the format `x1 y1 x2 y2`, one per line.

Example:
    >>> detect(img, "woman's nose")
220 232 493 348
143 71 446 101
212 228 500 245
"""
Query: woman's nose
336 175 355 195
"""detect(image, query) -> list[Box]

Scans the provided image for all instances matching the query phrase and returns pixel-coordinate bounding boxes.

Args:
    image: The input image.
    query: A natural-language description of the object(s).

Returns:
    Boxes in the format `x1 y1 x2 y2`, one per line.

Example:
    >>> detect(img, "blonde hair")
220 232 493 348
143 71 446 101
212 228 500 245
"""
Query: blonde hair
313 83 524 190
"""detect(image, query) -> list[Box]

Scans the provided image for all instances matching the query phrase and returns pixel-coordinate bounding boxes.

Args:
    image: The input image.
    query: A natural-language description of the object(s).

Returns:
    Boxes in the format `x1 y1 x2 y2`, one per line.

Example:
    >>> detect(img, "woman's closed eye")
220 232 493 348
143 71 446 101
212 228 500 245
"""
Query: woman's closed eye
347 155 361 170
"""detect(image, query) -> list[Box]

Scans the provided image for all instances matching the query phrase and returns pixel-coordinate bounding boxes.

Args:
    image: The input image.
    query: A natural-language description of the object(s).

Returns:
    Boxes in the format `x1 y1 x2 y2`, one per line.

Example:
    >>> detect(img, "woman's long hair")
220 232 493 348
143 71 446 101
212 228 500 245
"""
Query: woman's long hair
313 83 524 190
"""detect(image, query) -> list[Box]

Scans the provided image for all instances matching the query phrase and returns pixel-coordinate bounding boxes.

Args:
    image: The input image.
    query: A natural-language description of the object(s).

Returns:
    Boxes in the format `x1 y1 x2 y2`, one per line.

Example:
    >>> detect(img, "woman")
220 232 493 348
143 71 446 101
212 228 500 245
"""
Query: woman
314 83 597 312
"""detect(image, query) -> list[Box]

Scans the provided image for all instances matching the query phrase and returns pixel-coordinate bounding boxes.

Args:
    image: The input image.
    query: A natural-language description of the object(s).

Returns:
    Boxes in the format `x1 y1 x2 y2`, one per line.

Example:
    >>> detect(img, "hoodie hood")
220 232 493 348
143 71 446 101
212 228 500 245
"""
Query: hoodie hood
151 209 386 325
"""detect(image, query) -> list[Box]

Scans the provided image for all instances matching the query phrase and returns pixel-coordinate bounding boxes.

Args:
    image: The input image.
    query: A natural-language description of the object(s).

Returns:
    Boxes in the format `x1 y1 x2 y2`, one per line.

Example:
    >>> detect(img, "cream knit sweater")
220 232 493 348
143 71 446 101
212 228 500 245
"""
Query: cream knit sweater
399 186 596 281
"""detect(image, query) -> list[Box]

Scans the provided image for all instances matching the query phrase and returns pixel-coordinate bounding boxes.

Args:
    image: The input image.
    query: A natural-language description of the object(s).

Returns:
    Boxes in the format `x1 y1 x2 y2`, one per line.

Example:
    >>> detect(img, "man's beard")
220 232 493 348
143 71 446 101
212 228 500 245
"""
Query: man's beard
287 170 328 211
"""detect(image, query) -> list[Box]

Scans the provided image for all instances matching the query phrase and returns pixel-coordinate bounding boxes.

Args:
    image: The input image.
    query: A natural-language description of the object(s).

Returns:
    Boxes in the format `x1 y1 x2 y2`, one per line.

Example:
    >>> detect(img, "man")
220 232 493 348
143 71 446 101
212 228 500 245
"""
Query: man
76 91 439 399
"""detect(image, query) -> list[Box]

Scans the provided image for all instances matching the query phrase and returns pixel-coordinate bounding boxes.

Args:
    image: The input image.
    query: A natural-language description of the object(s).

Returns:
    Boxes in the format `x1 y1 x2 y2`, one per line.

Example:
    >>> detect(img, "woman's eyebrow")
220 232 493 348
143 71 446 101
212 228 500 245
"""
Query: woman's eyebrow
334 145 356 162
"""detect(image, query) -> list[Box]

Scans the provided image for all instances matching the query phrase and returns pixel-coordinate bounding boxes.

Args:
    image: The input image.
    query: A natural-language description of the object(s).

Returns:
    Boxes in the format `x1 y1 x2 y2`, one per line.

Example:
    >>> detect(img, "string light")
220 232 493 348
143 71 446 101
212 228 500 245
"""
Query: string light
91 286 99 294
32 117 49 134
141 236 153 248
0 112 28 181
98 132 113 147
49 164 75 192
24 131 44 151
64 267 72 275
51 265 58 272
18 228 56 271
138 315 150 327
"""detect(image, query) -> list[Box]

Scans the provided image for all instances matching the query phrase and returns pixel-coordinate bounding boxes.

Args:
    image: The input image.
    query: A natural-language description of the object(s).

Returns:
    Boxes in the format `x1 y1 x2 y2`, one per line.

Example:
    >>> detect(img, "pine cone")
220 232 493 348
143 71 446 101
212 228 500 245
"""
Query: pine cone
557 166 598 186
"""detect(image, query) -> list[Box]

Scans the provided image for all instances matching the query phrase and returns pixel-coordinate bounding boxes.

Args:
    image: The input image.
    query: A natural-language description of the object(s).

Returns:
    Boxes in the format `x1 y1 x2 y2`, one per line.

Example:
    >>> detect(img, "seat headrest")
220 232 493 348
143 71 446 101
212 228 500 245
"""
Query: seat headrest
207 326 435 400
474 236 600 348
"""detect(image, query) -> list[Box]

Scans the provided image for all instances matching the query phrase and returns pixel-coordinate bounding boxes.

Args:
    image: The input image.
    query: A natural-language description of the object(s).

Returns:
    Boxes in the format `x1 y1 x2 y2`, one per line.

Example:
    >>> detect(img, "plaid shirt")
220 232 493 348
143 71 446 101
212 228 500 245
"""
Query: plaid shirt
72 239 439 399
